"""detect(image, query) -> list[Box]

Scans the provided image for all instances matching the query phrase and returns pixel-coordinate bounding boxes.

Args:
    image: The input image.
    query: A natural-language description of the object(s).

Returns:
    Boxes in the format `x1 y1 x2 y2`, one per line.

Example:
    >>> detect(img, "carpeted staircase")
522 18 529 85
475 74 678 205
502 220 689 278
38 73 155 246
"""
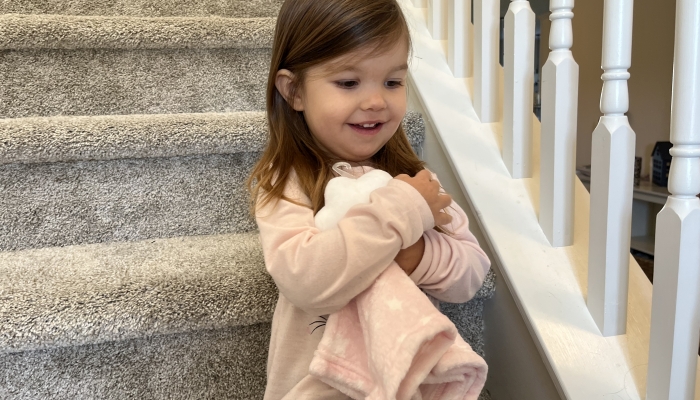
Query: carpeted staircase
0 1 495 398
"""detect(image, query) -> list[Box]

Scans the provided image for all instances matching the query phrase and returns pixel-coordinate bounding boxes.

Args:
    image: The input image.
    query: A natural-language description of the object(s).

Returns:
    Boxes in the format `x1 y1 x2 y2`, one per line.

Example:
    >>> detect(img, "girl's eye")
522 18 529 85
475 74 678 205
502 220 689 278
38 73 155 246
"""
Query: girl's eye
386 80 404 88
335 80 358 89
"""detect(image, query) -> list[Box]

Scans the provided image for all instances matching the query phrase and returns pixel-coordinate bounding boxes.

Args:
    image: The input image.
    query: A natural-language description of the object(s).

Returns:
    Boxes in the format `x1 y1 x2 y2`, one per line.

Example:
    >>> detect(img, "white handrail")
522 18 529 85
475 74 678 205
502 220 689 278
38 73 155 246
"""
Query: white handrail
586 0 635 337
646 0 700 398
447 0 473 78
539 0 578 247
473 0 500 123
428 0 448 39
503 0 535 179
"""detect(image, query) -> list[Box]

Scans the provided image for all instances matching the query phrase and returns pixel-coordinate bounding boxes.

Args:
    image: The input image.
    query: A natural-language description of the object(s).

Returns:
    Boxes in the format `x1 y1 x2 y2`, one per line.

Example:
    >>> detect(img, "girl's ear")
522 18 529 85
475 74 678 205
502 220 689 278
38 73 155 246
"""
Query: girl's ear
275 69 304 111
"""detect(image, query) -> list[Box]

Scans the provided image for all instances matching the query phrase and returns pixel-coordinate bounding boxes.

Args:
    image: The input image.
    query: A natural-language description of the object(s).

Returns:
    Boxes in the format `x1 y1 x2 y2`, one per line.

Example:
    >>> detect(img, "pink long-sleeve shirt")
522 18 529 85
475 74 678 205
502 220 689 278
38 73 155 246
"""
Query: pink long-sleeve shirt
256 166 491 400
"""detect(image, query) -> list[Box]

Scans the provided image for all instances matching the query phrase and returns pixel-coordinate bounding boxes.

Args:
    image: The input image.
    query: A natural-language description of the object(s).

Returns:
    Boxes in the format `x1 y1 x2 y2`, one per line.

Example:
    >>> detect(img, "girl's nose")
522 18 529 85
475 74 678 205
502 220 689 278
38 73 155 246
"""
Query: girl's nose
360 89 387 111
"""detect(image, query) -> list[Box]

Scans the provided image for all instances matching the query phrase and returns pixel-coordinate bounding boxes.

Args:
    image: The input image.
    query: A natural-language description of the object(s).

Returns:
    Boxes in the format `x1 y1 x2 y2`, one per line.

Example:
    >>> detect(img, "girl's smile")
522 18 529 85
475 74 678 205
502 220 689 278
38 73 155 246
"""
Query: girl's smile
349 121 384 135
276 40 409 162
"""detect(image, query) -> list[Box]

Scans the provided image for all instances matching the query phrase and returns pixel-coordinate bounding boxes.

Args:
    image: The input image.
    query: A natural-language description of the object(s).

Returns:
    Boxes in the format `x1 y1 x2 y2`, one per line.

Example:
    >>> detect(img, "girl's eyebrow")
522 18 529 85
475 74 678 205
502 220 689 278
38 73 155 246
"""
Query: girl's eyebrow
390 63 409 72
333 63 409 74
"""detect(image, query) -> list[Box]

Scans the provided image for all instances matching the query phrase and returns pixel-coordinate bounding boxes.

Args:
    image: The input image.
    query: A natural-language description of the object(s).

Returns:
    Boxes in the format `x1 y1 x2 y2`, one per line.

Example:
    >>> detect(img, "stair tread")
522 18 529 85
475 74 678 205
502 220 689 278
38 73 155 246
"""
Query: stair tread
1 47 271 119
0 231 277 354
0 111 426 165
0 0 284 19
0 323 271 399
0 14 275 50
0 111 269 165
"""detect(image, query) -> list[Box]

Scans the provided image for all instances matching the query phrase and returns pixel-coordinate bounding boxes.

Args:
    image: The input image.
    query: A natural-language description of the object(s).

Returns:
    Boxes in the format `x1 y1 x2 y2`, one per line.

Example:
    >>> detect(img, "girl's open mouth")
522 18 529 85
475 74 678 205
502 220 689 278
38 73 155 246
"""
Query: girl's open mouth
349 122 383 134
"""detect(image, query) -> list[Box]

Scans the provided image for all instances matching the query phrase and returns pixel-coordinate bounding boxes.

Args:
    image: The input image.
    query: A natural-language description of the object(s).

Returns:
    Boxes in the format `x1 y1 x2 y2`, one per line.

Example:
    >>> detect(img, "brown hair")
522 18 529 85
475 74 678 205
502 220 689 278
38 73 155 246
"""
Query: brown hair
247 0 425 216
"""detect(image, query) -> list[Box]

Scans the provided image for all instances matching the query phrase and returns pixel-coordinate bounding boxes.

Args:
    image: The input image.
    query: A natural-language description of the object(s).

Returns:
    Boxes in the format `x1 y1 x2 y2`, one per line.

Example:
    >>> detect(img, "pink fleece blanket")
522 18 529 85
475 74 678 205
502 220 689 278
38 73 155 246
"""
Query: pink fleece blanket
309 264 487 400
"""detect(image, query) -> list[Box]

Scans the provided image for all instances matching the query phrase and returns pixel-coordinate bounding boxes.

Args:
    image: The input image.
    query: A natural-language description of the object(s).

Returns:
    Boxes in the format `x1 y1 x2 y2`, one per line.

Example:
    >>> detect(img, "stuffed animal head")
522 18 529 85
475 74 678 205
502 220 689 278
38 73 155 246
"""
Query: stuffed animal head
314 162 393 231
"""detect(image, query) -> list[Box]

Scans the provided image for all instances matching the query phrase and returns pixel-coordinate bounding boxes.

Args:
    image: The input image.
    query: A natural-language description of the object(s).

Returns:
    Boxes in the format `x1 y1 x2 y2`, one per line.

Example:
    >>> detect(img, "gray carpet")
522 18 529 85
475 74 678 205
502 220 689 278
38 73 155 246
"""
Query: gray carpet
0 0 284 18
0 4 495 398
0 14 276 118
0 323 271 400
0 232 276 353
441 269 496 358
0 15 275 50
0 152 261 251
0 111 425 166
0 48 271 118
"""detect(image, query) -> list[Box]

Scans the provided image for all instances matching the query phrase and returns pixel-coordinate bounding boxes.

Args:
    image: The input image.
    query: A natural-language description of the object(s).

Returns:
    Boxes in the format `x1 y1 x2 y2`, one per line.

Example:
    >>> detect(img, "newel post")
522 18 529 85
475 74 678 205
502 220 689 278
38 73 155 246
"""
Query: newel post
503 0 535 178
586 0 636 337
539 0 578 247
646 0 700 398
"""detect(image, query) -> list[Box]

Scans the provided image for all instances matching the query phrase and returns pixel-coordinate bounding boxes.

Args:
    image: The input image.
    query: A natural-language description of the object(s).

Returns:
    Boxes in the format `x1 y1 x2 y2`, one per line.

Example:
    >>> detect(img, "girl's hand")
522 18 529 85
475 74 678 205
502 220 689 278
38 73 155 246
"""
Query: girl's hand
395 170 453 227
394 236 425 275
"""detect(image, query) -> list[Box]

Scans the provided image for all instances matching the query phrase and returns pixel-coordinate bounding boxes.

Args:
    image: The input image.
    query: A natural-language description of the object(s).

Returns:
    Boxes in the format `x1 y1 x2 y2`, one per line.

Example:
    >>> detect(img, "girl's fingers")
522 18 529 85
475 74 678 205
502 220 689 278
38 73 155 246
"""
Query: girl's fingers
435 211 453 226
397 170 453 227
436 193 452 209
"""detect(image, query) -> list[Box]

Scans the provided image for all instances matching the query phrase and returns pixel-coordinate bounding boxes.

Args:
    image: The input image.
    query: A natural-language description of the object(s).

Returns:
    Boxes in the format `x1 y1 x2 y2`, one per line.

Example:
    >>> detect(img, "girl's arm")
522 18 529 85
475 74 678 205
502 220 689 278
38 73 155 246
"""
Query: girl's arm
256 172 434 316
406 177 491 304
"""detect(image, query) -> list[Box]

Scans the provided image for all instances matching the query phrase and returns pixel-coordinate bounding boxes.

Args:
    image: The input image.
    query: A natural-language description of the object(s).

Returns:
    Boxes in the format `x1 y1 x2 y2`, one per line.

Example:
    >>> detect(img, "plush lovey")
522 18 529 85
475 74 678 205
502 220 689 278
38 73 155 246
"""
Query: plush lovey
314 162 393 231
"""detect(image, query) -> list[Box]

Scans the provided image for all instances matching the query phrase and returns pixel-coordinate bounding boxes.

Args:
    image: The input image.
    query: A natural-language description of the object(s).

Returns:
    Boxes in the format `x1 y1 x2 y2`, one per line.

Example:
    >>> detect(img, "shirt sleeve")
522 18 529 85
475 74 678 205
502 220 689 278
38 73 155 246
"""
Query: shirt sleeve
408 174 491 304
256 171 434 316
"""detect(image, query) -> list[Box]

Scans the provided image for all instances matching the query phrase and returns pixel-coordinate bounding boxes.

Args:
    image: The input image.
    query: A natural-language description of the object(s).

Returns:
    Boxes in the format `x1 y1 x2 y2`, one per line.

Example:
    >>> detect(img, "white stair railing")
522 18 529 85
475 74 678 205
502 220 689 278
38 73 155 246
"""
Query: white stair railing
413 0 700 396
646 0 700 398
447 0 473 78
586 0 636 337
503 0 535 179
539 0 578 247
473 0 500 123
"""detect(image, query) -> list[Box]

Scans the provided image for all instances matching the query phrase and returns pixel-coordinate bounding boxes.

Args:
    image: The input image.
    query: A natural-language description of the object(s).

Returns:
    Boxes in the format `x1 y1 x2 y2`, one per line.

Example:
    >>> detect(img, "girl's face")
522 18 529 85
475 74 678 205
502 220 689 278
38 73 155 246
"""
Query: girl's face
280 41 409 162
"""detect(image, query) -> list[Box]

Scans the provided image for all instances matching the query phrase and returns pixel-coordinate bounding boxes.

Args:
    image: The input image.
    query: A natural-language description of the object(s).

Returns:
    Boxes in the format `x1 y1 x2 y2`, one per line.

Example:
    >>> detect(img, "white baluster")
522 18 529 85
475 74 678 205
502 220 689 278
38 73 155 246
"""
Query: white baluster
428 0 448 40
448 0 473 78
474 0 500 123
646 0 700 398
503 0 535 178
539 0 578 247
586 0 635 337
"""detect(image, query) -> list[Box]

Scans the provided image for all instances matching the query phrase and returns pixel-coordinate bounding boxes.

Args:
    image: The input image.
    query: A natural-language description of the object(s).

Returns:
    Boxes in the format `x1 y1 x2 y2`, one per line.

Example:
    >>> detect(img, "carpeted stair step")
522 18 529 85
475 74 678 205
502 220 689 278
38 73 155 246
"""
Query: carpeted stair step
0 14 276 118
0 0 284 18
0 111 270 253
0 231 276 398
0 321 272 399
0 232 276 354
0 111 426 251
1 14 276 50
0 111 269 165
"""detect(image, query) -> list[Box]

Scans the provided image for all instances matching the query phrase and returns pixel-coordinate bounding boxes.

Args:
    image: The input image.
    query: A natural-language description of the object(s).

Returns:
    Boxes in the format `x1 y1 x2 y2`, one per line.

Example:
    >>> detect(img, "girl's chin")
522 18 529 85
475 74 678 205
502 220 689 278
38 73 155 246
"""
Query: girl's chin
335 150 381 163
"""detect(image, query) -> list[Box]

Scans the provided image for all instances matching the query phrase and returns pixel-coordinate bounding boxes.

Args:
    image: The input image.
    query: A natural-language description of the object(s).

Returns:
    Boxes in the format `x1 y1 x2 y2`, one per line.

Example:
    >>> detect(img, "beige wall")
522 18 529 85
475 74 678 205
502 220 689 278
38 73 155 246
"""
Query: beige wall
539 0 676 176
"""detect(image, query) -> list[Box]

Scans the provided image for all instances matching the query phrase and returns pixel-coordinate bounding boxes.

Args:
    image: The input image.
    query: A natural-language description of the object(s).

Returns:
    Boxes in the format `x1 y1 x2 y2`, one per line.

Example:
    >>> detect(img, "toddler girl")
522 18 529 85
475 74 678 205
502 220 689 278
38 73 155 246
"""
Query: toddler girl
247 0 491 398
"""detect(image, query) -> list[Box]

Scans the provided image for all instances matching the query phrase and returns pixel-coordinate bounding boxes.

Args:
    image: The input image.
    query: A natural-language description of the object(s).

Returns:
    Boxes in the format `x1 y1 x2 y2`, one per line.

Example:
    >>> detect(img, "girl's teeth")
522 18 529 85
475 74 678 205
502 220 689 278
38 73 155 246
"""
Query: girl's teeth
361 123 378 128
